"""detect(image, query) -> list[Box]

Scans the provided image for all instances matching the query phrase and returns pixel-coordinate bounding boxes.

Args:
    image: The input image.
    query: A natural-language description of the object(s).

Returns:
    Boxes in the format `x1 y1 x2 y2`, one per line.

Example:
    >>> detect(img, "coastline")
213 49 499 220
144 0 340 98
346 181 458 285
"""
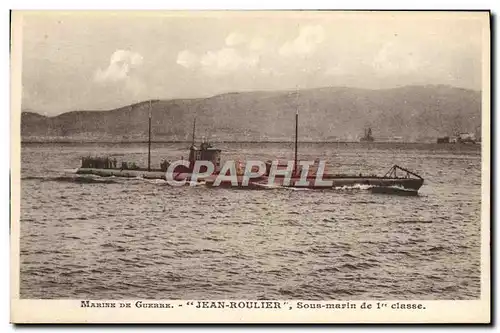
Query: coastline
20 139 482 145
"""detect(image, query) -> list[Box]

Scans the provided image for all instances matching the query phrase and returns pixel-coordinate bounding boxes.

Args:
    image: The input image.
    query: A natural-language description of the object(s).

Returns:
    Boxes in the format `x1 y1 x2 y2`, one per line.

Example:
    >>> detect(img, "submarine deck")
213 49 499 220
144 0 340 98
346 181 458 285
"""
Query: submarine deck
76 167 423 192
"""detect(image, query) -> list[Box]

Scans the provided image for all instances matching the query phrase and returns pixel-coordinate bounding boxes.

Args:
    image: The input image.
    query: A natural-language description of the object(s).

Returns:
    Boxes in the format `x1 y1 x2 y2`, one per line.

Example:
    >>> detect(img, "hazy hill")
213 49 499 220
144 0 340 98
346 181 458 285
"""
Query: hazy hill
21 85 481 143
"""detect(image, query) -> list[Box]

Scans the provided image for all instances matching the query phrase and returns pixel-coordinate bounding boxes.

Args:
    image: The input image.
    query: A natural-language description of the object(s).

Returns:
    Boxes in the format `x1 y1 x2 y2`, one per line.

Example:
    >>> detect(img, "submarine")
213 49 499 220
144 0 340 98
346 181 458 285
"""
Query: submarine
76 99 424 194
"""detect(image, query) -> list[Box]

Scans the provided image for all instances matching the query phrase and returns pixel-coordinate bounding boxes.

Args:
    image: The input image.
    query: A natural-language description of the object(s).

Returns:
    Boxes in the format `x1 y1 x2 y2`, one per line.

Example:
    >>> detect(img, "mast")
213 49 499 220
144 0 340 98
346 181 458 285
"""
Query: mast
294 110 298 176
148 100 152 172
294 89 299 176
191 116 196 146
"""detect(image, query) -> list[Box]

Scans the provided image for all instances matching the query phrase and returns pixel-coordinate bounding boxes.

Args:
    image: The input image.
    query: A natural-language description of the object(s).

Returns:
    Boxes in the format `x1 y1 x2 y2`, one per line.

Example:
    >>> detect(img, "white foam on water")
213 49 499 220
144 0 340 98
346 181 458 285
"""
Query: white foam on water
286 187 311 191
146 178 167 185
332 184 374 191
253 182 283 189
372 184 418 192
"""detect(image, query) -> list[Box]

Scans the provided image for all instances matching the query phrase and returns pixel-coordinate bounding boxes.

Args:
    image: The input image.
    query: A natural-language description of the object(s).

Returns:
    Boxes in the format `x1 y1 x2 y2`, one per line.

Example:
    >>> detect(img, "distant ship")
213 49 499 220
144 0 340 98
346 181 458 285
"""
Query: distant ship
360 127 375 142
455 133 476 144
437 133 476 144
437 136 450 144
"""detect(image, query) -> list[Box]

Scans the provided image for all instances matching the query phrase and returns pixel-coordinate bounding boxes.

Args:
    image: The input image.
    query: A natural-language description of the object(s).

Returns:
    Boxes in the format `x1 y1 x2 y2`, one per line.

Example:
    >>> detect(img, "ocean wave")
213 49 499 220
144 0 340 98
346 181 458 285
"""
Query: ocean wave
333 184 374 190
394 219 433 224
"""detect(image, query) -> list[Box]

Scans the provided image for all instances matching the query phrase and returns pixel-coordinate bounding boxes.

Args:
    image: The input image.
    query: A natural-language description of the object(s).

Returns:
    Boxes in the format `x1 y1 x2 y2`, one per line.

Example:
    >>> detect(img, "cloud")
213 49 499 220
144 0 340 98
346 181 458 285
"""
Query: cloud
225 32 247 46
200 48 259 75
279 25 325 57
176 50 199 68
94 50 146 99
94 50 143 82
176 32 270 75
176 46 259 75
371 42 422 75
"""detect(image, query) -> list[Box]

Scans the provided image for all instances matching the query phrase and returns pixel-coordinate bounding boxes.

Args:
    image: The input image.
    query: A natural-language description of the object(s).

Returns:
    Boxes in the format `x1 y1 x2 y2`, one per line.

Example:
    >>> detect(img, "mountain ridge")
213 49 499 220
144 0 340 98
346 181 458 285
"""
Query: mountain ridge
21 85 481 143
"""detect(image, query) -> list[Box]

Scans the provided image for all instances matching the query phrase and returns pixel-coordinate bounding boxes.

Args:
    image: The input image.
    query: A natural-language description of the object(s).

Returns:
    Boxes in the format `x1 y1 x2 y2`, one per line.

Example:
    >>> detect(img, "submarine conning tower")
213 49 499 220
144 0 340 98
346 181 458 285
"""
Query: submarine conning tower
188 140 221 172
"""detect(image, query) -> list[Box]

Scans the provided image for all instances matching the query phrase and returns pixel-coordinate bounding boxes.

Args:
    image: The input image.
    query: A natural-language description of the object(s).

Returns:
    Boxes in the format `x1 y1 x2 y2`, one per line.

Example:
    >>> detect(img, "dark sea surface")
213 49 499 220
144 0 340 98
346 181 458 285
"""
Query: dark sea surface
20 142 481 300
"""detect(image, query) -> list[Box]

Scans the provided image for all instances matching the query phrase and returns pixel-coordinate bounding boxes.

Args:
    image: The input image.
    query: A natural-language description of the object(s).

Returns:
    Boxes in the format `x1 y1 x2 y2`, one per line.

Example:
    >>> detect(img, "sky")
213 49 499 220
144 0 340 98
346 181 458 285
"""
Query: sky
18 11 487 115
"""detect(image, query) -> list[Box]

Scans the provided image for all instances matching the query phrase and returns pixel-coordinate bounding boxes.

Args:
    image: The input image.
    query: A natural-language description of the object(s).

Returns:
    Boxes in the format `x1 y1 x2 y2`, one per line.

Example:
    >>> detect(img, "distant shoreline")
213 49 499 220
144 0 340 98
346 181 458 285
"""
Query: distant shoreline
20 140 481 145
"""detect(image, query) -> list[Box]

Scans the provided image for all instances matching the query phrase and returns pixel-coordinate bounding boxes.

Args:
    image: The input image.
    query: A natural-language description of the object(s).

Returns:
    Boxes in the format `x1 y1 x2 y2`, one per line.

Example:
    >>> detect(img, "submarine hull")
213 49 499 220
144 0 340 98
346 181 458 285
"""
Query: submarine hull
76 168 167 179
76 168 424 193
204 175 424 192
76 168 211 183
